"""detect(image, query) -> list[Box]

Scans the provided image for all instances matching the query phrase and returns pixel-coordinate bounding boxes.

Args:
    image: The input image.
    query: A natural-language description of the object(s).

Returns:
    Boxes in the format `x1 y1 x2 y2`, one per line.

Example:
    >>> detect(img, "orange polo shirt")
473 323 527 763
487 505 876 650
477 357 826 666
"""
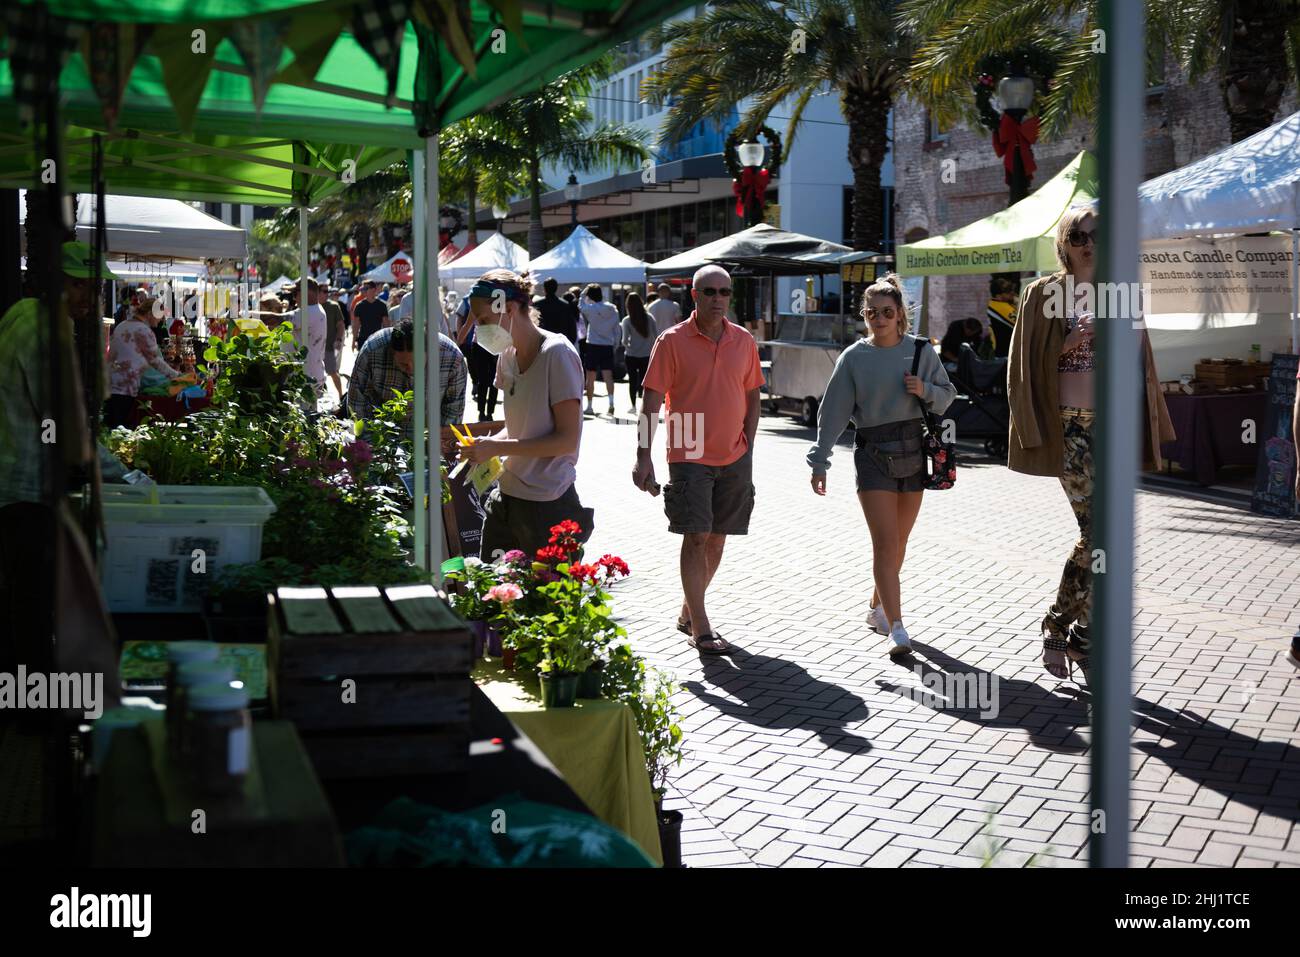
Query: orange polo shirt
642 312 764 466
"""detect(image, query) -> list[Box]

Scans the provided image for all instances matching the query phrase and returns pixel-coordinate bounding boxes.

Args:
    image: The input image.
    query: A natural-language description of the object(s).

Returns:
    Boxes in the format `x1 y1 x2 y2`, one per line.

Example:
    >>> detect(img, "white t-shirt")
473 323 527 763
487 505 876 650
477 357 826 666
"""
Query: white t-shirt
580 300 621 346
291 303 328 383
647 297 682 337
493 331 585 501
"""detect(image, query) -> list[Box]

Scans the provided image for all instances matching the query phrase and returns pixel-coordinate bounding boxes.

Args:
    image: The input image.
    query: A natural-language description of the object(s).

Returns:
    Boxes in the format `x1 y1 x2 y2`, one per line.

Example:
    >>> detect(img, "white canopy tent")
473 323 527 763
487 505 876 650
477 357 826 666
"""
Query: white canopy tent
360 250 415 284
263 275 297 293
24 192 246 261
1134 110 1300 367
526 225 646 286
441 231 529 291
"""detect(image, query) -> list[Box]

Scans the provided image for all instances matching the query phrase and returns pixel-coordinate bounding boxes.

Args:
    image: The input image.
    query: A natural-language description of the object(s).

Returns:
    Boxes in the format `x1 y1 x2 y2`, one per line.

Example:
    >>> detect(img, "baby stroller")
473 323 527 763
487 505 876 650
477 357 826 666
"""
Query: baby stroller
943 343 1010 458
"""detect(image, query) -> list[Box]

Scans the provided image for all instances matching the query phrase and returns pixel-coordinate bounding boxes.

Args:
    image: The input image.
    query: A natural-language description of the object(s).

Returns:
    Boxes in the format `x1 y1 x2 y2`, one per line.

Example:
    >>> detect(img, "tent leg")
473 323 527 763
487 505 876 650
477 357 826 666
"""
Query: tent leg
425 134 444 584
412 151 428 571
299 204 309 352
1291 229 1298 354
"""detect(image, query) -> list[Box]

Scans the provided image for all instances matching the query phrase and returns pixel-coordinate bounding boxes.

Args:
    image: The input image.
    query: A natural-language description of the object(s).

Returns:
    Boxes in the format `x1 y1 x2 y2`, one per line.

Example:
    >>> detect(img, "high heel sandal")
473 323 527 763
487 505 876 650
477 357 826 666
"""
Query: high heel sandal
1041 621 1070 679
1066 643 1091 689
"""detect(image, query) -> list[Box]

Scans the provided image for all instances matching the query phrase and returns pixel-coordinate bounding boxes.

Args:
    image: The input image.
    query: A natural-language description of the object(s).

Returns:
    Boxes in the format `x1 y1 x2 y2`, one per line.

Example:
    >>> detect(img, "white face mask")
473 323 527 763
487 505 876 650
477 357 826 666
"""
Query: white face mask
476 311 513 355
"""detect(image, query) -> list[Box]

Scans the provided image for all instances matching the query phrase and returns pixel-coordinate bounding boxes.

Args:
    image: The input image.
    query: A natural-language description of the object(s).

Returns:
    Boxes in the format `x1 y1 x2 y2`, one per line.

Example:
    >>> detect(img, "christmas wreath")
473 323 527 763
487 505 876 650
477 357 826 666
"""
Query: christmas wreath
724 125 782 218
972 48 1057 185
972 47 1057 132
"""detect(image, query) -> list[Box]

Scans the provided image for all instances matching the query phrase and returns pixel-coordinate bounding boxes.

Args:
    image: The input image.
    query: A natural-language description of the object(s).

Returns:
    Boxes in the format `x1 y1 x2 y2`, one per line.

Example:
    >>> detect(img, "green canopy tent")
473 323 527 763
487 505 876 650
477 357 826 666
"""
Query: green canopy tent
897 151 1099 276
3 0 694 576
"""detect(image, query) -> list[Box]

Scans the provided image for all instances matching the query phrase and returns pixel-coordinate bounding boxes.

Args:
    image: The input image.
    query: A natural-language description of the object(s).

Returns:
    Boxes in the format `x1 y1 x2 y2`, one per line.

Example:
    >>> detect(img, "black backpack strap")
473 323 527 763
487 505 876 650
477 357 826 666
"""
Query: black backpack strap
911 336 926 375
910 337 933 422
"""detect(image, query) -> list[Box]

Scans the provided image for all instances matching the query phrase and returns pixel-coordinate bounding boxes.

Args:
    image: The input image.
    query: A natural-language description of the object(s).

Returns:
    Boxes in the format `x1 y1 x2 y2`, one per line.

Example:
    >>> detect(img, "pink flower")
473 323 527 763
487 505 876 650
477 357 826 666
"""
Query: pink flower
486 583 523 604
502 549 527 564
345 440 373 465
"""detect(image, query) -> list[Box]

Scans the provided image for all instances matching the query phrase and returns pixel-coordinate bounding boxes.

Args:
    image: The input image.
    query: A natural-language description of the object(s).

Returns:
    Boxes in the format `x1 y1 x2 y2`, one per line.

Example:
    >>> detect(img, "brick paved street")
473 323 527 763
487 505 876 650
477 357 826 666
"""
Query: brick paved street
576 410 1300 868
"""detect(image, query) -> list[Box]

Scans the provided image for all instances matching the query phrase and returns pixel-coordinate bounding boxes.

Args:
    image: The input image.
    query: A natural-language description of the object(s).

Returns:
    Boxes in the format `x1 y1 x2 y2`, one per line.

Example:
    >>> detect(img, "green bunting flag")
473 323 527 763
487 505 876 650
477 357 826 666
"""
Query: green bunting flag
148 22 228 135
229 17 291 114
276 10 347 88
81 22 154 131
351 0 412 105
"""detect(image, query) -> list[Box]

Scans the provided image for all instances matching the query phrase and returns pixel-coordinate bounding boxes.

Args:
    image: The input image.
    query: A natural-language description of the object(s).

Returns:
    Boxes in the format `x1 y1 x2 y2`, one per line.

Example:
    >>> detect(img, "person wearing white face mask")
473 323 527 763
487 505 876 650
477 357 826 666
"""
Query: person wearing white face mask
460 269 593 560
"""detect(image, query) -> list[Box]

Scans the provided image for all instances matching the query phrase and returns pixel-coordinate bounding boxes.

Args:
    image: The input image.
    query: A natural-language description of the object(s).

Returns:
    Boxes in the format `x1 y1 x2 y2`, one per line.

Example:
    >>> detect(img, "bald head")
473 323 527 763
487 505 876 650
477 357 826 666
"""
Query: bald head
692 265 732 323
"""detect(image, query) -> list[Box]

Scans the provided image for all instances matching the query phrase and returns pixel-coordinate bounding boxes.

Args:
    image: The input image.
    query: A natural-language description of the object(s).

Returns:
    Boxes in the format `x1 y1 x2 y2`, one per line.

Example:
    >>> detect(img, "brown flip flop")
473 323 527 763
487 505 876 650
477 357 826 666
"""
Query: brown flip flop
676 616 692 636
688 632 734 656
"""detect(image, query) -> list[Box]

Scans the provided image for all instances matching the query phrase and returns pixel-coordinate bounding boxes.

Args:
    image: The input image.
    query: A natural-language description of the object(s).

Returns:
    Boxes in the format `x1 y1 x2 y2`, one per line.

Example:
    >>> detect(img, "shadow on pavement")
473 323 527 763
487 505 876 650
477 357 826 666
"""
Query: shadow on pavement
681 648 873 753
1133 697 1300 821
880 640 1091 752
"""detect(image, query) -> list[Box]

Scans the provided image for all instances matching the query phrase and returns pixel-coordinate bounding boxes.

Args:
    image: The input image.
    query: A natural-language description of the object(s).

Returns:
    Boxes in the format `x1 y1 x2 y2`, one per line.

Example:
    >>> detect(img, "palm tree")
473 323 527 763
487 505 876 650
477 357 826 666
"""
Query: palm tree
643 1 917 252
482 60 651 257
257 163 410 272
1155 0 1300 143
381 116 533 247
900 0 1300 146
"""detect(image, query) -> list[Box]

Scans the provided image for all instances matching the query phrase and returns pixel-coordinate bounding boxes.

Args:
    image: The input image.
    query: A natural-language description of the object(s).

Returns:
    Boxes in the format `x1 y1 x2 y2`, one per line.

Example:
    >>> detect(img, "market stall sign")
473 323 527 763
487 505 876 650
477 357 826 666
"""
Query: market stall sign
1141 234 1296 330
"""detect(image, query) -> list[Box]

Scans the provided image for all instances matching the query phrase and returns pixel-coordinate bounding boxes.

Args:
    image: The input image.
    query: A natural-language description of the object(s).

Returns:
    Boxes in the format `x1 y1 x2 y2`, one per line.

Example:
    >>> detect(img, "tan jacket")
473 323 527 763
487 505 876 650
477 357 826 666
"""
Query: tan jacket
1007 272 1176 477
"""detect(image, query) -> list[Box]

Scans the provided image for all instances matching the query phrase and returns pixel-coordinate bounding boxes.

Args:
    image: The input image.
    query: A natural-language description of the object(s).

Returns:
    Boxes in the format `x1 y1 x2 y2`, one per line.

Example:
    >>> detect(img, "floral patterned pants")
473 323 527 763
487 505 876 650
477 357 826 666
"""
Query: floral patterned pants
1044 408 1094 650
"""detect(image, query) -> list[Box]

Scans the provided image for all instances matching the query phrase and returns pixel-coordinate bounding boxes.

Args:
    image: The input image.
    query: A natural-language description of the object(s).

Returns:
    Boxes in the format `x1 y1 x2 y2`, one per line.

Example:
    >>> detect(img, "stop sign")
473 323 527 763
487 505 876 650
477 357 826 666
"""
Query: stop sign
391 255 413 283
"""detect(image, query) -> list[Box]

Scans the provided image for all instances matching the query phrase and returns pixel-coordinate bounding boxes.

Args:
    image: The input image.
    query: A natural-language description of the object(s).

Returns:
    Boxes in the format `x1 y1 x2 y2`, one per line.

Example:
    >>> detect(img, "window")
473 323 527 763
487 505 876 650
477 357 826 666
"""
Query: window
926 111 948 144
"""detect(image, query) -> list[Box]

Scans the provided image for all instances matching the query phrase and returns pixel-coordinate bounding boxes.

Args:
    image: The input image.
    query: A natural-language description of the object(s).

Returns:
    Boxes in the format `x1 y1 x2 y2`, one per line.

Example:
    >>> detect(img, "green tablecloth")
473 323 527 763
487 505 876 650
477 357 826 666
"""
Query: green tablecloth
473 660 662 866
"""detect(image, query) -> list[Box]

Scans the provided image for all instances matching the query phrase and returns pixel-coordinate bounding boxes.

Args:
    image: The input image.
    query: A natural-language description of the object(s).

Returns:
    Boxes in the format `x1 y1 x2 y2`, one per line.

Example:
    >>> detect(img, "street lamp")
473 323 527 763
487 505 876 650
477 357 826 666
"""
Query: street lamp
492 204 509 233
564 174 580 227
735 140 767 228
996 72 1037 204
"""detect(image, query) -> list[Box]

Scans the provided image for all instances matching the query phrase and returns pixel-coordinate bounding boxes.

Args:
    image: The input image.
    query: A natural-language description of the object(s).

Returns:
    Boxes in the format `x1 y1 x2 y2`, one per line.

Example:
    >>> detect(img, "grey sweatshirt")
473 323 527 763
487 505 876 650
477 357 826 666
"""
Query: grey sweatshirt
807 335 957 474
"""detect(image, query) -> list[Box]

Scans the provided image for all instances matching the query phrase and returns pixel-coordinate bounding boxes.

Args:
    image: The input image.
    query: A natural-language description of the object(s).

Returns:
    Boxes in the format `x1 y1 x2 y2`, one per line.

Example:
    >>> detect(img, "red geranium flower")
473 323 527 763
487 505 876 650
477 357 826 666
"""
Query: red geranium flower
597 554 629 578
535 544 567 563
567 562 598 582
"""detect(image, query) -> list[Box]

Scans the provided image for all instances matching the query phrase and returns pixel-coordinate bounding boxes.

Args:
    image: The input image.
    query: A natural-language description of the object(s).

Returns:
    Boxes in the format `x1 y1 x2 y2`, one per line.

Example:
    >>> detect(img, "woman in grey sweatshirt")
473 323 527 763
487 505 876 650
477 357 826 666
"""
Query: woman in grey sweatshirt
808 274 956 657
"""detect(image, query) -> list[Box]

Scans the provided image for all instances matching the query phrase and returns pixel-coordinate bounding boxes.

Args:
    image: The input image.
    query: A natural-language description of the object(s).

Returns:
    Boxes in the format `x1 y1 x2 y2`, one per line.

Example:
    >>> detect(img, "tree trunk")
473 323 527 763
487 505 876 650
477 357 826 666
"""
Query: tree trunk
466 177 479 247
842 84 891 252
527 153 545 259
1220 0 1292 143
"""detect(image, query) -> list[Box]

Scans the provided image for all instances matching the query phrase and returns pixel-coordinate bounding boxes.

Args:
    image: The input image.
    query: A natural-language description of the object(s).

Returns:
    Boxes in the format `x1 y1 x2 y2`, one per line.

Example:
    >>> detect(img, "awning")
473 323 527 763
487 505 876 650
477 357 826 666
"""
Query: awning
527 224 645 284
647 223 852 277
897 151 1099 275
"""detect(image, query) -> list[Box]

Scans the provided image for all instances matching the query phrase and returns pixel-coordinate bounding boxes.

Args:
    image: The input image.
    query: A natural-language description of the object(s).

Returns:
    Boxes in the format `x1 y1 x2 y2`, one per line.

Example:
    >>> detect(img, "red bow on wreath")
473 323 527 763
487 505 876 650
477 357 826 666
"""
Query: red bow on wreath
733 167 771 217
992 113 1040 183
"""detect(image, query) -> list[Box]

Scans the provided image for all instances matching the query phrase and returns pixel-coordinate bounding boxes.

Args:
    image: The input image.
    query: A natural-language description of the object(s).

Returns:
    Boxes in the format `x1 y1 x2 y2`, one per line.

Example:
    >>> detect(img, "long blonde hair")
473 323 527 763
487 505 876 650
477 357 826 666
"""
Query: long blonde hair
861 272 911 338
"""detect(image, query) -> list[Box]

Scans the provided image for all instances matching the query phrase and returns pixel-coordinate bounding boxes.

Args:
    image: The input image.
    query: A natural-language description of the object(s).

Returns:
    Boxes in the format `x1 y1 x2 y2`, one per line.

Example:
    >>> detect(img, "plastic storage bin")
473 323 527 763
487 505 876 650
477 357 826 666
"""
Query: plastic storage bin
99 485 277 613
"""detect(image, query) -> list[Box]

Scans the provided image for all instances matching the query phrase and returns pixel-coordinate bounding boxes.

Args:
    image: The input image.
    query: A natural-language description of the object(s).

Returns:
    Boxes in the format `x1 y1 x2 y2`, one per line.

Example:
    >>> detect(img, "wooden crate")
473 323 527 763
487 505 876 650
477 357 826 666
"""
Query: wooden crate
268 584 473 779
1194 360 1271 389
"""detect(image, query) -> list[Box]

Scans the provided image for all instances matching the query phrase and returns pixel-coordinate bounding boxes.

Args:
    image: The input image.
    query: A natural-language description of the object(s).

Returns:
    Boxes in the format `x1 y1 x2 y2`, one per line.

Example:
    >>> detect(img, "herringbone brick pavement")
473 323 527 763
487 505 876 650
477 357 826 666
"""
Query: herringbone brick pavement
576 412 1300 868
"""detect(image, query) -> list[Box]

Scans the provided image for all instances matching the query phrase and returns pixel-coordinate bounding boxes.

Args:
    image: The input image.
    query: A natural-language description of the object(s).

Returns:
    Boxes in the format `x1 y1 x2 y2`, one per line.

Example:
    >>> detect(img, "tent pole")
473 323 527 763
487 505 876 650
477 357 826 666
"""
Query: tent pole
412 150 428 570
425 134 444 584
299 205 309 352
1092 0 1141 869
1291 228 1298 354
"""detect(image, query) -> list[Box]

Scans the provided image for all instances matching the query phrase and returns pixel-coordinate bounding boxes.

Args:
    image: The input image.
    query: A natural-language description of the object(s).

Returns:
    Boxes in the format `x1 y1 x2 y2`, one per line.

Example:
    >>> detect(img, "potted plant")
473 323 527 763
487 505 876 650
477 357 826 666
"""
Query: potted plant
445 557 505 659
638 669 686 867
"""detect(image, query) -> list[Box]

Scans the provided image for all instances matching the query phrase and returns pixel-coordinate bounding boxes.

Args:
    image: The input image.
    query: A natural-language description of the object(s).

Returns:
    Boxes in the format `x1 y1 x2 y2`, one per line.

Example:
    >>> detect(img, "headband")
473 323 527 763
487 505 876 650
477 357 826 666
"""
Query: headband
468 279 529 304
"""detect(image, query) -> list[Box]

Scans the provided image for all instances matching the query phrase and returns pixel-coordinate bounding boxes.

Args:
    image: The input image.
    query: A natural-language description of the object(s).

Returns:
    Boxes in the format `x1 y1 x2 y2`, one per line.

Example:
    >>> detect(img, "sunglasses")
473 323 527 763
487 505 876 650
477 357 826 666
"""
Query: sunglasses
865 306 897 320
695 286 732 298
1067 229 1097 247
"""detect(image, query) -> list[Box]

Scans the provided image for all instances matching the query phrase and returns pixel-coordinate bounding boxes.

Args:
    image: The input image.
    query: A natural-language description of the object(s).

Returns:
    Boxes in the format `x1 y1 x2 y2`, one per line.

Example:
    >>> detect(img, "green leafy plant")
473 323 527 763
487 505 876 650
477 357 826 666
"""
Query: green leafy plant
202 321 313 411
633 668 684 800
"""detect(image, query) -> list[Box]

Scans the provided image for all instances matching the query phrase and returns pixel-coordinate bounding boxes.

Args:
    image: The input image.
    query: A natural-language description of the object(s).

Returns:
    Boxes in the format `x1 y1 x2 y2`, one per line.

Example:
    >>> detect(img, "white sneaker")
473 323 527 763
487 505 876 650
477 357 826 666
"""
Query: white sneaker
869 604 889 636
888 622 913 657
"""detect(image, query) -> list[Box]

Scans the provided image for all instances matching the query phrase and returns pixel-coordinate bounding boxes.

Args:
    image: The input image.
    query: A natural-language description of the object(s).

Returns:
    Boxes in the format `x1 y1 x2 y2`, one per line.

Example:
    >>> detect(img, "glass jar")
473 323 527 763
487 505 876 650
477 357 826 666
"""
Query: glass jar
174 661 234 761
164 642 219 761
187 682 251 798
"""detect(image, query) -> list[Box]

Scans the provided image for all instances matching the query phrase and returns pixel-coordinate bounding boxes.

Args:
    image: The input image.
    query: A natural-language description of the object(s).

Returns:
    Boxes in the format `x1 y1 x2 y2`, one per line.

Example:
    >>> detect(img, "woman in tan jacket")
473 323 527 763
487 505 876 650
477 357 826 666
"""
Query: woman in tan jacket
1007 206 1174 686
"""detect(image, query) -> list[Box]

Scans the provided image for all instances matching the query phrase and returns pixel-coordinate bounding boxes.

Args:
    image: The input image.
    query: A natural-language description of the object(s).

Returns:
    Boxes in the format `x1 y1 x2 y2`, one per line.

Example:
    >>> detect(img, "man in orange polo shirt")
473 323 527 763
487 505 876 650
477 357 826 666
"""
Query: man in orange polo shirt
633 265 764 655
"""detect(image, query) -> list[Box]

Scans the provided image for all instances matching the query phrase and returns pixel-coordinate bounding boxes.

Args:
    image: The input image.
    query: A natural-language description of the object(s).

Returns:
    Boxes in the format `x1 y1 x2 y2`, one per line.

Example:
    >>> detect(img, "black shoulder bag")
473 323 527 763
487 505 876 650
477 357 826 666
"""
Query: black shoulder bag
911 338 957 490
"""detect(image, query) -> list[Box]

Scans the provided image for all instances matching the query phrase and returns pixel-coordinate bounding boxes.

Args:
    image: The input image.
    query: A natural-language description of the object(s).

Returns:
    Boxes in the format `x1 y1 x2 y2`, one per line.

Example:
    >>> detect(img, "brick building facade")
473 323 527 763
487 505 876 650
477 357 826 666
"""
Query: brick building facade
892 60 1297 340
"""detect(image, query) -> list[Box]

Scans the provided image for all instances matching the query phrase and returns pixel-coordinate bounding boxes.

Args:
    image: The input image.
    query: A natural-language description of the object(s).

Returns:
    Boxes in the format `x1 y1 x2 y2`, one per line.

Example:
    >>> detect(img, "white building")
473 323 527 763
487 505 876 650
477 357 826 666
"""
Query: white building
475 8 893 314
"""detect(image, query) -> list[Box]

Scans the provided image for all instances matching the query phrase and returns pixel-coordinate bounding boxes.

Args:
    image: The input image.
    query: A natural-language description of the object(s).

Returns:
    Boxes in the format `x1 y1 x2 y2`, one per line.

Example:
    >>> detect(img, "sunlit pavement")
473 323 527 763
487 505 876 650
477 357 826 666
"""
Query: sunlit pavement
576 412 1300 867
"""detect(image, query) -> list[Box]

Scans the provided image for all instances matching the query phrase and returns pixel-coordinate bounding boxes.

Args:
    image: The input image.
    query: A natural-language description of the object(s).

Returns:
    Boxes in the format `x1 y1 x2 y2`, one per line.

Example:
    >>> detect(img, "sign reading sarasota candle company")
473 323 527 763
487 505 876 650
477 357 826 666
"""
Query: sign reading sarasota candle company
1141 234 1295 330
